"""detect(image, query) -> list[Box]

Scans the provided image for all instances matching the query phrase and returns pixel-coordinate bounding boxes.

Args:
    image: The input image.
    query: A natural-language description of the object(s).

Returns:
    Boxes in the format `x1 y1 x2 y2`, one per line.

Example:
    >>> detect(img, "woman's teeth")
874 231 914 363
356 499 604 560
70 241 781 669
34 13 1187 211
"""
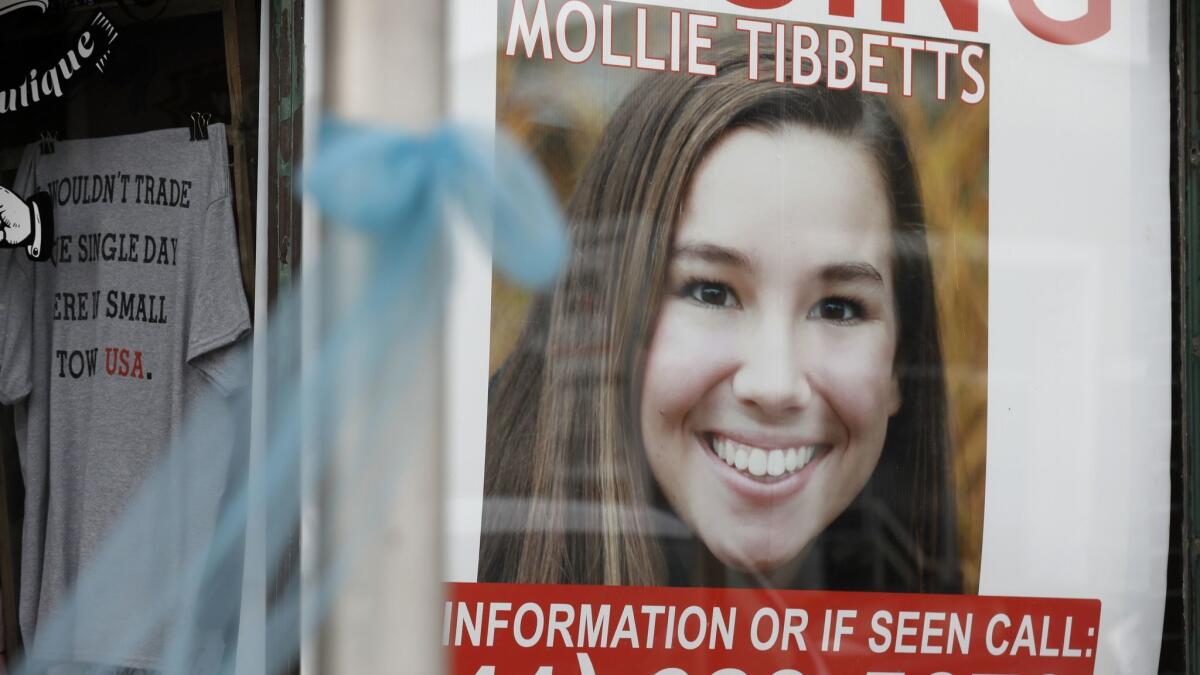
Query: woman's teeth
711 436 822 478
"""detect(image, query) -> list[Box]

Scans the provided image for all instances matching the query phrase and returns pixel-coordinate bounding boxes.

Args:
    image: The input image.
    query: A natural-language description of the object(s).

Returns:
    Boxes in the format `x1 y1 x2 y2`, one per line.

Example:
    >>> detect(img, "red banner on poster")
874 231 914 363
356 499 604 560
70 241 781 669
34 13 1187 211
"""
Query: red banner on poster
446 583 1100 675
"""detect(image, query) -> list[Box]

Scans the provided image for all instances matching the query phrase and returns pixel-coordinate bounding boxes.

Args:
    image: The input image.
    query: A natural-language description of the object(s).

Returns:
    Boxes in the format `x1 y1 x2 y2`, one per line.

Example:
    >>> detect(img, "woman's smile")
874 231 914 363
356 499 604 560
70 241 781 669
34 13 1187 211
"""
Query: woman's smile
697 432 835 511
703 432 831 481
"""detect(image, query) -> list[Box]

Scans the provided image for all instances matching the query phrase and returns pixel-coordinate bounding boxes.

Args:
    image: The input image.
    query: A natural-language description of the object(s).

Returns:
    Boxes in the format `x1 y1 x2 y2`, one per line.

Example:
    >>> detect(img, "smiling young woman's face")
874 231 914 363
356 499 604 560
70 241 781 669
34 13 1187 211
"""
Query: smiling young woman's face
639 125 901 574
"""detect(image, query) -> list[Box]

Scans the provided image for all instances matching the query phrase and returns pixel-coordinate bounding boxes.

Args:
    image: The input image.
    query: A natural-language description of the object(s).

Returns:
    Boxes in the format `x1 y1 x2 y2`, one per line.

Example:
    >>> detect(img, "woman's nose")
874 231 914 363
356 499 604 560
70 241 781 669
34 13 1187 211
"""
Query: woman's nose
730 314 813 416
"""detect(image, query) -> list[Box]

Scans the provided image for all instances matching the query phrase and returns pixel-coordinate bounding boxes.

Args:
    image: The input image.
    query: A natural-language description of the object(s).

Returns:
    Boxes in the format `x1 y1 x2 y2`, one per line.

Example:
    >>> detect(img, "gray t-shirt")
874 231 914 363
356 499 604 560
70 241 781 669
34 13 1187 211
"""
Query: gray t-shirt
1 124 250 669
0 246 33 406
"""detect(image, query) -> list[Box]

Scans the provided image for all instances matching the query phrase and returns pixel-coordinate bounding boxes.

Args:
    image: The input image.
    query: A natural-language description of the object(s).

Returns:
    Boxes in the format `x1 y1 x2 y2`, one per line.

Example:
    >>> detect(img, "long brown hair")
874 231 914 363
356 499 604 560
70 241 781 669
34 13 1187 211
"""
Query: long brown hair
480 44 960 592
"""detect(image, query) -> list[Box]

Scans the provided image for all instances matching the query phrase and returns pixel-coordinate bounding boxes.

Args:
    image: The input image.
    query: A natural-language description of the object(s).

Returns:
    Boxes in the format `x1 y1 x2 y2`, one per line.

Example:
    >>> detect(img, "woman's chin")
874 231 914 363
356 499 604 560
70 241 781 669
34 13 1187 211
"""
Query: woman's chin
705 542 807 578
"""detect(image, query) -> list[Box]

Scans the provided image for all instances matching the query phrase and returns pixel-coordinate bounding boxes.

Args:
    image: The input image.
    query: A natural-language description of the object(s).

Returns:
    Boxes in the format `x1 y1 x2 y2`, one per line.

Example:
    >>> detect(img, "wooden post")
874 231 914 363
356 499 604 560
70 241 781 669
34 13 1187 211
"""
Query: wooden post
1181 1 1200 671
319 1 446 673
223 0 261 306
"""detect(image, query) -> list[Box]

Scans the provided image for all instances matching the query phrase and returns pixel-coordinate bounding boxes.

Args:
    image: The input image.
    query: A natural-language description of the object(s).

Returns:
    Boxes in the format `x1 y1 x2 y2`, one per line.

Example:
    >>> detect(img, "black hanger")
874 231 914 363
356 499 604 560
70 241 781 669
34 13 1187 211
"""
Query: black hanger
189 112 212 142
39 131 58 155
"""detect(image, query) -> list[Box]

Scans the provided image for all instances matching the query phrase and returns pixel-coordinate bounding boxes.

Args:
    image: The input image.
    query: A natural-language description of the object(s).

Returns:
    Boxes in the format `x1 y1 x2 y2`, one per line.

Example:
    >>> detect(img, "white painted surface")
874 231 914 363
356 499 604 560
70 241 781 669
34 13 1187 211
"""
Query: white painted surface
445 1 1172 673
323 1 446 674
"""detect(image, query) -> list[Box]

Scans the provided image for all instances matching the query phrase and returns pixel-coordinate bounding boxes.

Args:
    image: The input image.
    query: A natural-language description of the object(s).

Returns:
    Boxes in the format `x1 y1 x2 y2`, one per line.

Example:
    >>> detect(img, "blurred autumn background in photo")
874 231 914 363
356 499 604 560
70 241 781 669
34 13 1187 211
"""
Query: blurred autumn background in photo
490 2 989 593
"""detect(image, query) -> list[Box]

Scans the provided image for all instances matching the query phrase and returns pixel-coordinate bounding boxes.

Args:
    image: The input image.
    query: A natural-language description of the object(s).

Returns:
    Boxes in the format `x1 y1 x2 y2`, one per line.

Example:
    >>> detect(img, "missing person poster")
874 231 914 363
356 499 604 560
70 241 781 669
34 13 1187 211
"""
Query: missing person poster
445 1 1170 673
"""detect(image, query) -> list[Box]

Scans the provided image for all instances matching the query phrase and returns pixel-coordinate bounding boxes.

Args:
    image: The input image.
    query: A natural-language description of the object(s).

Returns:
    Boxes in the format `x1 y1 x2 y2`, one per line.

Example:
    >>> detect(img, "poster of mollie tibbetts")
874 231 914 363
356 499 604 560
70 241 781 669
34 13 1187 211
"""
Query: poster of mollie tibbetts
477 0 989 597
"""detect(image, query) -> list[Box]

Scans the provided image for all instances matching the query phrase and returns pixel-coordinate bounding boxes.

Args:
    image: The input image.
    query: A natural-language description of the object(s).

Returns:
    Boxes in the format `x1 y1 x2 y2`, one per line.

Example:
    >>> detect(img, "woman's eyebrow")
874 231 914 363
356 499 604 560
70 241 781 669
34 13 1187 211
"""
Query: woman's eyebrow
671 242 751 270
821 262 884 285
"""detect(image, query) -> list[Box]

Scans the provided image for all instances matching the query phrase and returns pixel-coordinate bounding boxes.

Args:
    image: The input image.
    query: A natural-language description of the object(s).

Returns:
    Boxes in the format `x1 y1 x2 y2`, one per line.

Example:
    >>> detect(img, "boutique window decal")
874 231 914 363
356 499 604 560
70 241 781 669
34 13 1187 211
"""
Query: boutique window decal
0 185 53 261
0 10 118 115
0 0 47 19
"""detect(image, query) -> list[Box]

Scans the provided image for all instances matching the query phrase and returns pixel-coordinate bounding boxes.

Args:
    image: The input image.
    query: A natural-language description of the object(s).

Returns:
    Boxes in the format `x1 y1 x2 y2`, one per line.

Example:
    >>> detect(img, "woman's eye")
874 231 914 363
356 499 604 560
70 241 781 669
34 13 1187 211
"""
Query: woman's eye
684 281 739 308
810 297 864 322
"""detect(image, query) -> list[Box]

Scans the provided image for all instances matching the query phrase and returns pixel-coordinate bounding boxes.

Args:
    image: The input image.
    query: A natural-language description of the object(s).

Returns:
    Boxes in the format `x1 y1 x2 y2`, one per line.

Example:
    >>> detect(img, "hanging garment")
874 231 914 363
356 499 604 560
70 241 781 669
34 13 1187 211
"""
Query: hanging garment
1 124 250 670
0 245 33 405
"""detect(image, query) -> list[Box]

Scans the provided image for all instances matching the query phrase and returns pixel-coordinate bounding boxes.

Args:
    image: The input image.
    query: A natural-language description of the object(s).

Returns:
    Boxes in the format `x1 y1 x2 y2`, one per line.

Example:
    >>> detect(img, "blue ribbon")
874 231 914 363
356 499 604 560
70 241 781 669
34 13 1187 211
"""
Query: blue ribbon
303 121 570 289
